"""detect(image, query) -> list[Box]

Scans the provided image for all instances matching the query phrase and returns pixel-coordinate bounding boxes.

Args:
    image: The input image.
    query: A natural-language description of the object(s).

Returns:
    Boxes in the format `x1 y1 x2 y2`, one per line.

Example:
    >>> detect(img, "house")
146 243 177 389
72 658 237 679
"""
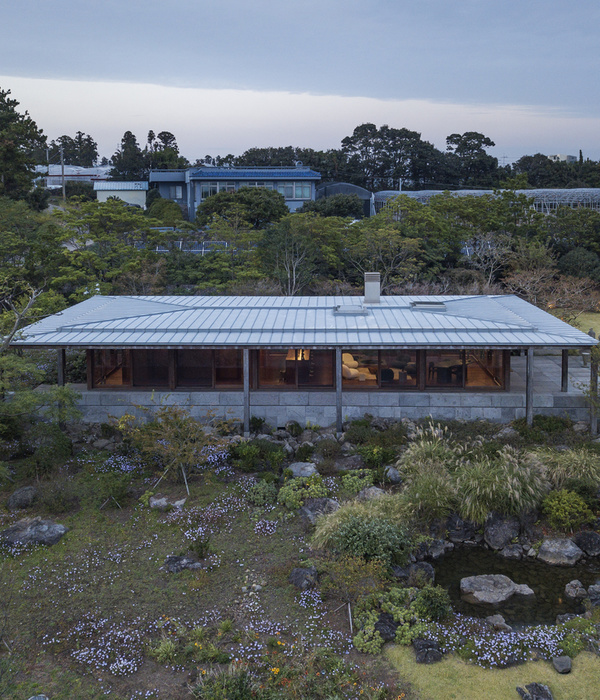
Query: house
34 164 112 189
149 164 321 220
93 181 149 208
12 274 598 433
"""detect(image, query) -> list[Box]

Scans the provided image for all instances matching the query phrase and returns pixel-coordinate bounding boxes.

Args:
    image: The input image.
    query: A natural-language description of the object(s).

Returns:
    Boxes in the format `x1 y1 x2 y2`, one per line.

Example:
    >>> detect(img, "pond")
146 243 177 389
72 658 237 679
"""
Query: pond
434 547 600 627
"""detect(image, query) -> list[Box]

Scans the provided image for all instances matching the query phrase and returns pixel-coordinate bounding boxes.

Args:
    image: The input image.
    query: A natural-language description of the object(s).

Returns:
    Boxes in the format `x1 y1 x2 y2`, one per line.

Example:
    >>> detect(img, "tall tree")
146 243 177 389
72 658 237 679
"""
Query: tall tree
146 130 189 170
48 131 98 166
445 132 498 187
0 87 46 200
109 131 147 180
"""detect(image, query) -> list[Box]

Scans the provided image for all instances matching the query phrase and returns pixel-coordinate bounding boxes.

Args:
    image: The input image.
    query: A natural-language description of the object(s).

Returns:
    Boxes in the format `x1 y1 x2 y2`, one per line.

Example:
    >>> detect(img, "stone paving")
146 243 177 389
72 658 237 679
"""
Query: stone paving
510 352 592 394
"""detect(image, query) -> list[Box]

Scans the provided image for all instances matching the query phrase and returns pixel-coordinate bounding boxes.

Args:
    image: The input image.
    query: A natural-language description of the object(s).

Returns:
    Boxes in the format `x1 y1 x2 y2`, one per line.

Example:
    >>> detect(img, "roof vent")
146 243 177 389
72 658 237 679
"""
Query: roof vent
333 304 368 316
410 300 446 311
295 160 303 168
364 272 380 304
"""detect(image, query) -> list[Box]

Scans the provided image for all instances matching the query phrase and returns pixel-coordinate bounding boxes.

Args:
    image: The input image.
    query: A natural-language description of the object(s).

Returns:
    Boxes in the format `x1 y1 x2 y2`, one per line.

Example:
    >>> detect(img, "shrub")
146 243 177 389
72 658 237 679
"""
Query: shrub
455 446 548 523
330 515 412 565
412 585 452 621
320 555 385 603
285 420 303 437
512 415 575 445
38 477 80 514
534 447 600 490
151 637 177 664
30 423 73 477
398 423 457 476
295 444 314 462
229 439 284 473
542 489 594 532
345 418 374 445
316 438 341 459
341 469 374 495
191 668 260 700
357 444 396 469
247 480 278 507
401 470 456 522
277 475 327 510
249 416 266 433
83 471 131 508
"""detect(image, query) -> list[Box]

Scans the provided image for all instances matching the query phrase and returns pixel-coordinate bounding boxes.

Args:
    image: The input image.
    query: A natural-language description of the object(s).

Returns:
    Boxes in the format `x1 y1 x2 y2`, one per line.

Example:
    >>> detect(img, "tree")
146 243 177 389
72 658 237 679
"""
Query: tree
109 131 147 180
146 130 189 170
445 132 498 187
48 131 98 166
196 187 288 229
299 193 365 219
0 87 46 200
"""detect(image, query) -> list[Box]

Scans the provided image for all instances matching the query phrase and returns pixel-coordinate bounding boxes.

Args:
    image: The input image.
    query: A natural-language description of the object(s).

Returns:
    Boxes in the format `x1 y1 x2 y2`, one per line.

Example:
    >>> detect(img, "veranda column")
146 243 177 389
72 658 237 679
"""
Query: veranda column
526 347 534 427
57 349 66 386
561 349 569 392
243 349 250 436
335 348 343 434
591 354 598 435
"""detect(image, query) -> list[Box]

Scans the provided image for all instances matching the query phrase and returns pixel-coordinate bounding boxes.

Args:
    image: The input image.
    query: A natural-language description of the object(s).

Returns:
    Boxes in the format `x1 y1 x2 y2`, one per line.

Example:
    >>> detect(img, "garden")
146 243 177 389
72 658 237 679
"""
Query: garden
1 407 600 700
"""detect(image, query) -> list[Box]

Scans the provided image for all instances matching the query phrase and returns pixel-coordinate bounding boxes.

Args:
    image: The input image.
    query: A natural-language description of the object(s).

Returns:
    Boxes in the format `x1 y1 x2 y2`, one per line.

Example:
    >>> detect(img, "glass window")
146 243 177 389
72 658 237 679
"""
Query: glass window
277 182 294 198
258 350 291 387
168 185 183 199
93 349 130 387
215 349 243 388
177 349 213 387
465 350 505 389
379 351 417 388
219 182 236 193
200 182 218 199
132 349 169 387
425 351 464 388
298 350 334 388
294 182 311 199
342 350 378 388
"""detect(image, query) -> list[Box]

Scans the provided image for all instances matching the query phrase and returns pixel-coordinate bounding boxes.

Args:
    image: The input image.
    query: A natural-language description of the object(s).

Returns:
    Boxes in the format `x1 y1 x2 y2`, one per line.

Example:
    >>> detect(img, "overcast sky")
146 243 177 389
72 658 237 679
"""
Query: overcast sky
2 0 599 163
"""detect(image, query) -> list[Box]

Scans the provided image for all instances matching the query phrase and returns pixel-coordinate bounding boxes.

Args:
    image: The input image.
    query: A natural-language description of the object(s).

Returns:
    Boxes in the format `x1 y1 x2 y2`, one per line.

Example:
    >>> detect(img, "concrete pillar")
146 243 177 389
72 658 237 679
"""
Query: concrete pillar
57 349 66 386
591 355 598 435
561 349 569 392
526 347 534 427
335 347 343 434
243 349 250 436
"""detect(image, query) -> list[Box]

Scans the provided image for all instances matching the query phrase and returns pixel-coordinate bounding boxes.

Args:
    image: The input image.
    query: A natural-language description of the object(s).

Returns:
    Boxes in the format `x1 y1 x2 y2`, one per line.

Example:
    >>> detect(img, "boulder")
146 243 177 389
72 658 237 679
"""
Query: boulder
500 544 524 560
556 613 578 625
486 614 513 633
374 612 398 642
516 683 554 700
391 562 435 585
6 486 37 510
484 512 520 550
149 495 186 511
460 574 534 605
446 513 482 544
334 454 365 471
495 426 520 441
288 566 318 590
537 539 583 566
163 555 203 573
552 656 572 674
383 465 402 484
588 584 600 607
356 486 385 502
572 531 600 557
287 462 319 479
0 517 67 546
299 497 339 525
424 538 453 560
412 638 443 664
564 580 587 600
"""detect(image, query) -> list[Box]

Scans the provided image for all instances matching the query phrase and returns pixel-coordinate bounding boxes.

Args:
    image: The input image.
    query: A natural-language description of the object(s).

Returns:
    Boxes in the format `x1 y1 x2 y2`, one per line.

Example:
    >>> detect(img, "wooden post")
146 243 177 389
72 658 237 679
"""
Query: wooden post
57 349 66 386
591 355 598 435
526 347 534 427
335 347 343 435
243 348 250 436
561 349 569 392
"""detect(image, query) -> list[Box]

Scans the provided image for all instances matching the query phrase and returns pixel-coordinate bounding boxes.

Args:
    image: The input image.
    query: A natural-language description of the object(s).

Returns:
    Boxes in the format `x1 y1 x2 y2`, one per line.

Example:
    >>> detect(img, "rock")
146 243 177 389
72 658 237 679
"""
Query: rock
460 574 534 605
588 584 600 607
425 538 452 560
91 438 115 451
356 486 385 501
27 696 50 700
552 656 572 674
573 421 588 434
573 531 600 557
273 429 290 440
287 462 318 478
484 512 520 550
374 612 398 642
499 544 523 560
6 486 37 510
446 513 482 544
0 517 67 546
486 614 513 632
556 613 578 624
288 566 318 590
495 426 520 441
383 465 402 484
516 683 554 700
412 638 443 664
299 497 339 525
334 454 365 471
537 539 583 566
564 580 587 600
149 495 186 511
163 555 203 573
392 562 435 585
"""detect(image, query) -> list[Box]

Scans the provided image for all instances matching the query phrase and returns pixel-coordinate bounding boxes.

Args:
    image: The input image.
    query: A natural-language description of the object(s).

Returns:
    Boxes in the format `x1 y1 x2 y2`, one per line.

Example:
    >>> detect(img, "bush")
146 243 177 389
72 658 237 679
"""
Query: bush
344 418 374 445
229 439 284 473
277 475 327 510
316 438 341 459
401 470 456 522
249 416 266 434
357 444 396 469
341 469 374 495
151 637 177 664
512 415 575 445
191 668 260 700
412 585 452 621
542 489 594 532
295 444 314 462
285 420 303 438
38 477 80 514
534 447 600 490
83 471 131 508
330 515 412 565
320 555 385 603
30 423 73 477
398 423 457 476
247 480 277 507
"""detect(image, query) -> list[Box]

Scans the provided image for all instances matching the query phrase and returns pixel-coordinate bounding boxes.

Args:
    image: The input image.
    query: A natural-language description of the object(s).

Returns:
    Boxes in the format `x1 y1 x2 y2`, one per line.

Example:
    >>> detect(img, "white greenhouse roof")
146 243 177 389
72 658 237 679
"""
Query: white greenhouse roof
12 294 598 350
93 181 148 191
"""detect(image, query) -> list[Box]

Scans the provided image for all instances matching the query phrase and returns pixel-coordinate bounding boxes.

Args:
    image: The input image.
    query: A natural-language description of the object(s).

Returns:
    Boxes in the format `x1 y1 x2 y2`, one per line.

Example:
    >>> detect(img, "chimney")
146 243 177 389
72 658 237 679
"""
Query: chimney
364 272 380 304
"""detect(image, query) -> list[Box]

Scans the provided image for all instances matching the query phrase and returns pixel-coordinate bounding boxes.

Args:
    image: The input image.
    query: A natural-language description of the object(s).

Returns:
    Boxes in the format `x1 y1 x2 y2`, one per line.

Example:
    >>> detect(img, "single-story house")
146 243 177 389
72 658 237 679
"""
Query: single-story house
149 164 321 220
93 181 148 208
12 274 598 432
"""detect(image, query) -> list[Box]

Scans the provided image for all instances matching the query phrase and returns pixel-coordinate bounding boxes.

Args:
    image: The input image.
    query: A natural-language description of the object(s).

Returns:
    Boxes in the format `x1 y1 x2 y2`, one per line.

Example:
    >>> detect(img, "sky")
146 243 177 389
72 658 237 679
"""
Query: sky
1 0 599 164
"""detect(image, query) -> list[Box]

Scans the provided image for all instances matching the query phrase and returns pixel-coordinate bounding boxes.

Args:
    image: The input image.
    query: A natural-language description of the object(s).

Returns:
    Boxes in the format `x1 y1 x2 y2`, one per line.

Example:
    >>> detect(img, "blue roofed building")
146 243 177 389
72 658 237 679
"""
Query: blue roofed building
149 163 321 220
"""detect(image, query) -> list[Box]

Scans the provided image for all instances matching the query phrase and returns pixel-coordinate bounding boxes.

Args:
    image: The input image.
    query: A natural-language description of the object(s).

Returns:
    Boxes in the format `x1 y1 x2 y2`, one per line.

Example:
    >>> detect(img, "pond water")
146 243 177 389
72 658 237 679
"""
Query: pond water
434 547 600 627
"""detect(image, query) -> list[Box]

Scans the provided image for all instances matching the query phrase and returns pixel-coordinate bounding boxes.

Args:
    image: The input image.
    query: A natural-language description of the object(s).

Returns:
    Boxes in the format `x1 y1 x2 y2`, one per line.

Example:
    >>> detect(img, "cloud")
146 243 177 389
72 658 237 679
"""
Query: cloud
3 75 599 163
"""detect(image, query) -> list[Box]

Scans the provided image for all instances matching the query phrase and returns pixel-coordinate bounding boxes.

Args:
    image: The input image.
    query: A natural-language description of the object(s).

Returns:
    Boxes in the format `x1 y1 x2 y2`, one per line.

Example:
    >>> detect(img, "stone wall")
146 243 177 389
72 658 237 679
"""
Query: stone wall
74 386 591 427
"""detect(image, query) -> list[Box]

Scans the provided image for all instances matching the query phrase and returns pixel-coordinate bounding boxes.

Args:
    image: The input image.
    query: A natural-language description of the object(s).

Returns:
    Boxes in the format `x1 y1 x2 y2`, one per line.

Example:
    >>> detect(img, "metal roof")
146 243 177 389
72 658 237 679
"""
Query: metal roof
189 167 320 180
12 294 597 350
93 181 148 191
